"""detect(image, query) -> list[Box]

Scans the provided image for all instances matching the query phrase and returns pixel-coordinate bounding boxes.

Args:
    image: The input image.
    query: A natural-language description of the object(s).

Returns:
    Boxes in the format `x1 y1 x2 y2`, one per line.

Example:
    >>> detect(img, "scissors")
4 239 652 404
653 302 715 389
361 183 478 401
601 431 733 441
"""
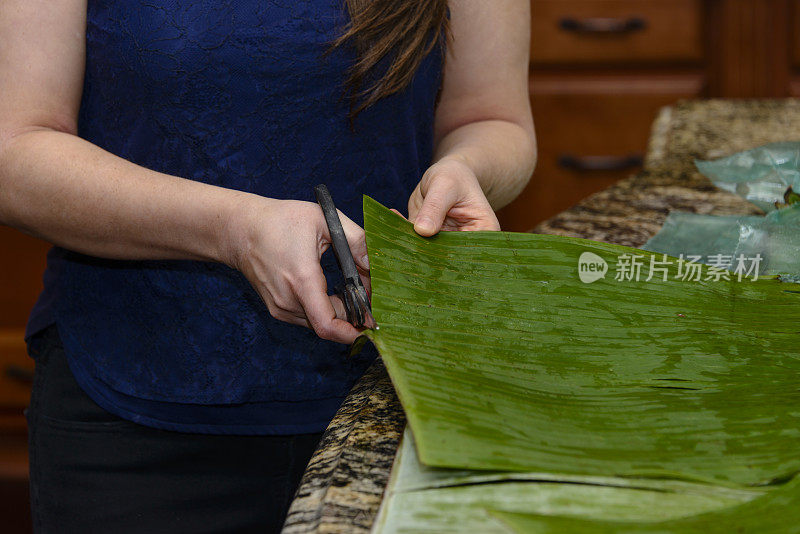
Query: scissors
313 184 372 329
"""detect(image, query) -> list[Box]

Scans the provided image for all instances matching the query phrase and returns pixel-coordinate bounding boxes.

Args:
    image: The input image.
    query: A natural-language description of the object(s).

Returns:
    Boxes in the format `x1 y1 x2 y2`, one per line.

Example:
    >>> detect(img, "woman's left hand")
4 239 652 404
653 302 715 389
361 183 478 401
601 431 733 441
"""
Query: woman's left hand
408 156 500 236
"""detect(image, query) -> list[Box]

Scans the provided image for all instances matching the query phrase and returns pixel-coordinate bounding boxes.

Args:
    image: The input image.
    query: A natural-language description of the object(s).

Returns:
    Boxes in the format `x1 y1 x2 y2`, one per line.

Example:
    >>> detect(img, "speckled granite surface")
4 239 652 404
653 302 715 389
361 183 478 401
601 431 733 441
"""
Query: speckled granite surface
283 99 800 533
283 359 405 534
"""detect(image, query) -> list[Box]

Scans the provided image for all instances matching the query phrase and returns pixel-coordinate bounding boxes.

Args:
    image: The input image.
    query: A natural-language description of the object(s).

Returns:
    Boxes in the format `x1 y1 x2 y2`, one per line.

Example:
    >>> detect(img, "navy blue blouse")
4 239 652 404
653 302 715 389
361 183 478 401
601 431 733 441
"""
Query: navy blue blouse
26 0 442 434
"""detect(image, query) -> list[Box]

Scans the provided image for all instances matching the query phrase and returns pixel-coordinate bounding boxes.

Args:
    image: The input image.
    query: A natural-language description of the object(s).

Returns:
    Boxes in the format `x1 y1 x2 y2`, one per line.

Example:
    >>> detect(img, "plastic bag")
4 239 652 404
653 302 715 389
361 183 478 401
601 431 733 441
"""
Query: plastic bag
695 141 800 212
643 205 800 277
644 142 800 277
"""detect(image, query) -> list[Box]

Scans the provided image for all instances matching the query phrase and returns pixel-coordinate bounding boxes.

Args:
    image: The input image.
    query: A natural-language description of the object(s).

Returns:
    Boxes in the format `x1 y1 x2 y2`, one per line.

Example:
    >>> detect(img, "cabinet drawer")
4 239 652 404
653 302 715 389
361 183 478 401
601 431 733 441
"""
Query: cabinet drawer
497 73 703 231
531 0 704 65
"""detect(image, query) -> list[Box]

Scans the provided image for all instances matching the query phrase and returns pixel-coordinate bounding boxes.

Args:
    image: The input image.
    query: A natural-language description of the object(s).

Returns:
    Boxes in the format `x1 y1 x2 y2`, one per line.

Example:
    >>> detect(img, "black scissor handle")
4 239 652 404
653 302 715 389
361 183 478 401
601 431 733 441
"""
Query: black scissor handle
314 184 371 328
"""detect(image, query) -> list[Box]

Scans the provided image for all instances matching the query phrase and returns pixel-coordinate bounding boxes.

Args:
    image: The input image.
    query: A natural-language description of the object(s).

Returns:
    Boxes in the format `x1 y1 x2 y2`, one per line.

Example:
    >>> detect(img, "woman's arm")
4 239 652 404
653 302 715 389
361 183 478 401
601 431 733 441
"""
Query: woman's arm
0 0 366 344
0 0 239 262
409 0 537 235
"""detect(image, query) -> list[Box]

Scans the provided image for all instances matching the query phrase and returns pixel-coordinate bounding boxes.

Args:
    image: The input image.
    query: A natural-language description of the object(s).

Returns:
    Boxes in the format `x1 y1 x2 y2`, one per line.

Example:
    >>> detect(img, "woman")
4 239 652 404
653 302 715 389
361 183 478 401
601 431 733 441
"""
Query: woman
0 0 535 532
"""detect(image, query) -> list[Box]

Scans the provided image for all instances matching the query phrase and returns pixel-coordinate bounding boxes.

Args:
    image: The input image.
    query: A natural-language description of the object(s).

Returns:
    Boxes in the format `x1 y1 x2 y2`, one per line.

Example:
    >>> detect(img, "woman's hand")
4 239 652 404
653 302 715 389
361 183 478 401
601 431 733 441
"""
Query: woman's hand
408 156 501 236
224 195 370 345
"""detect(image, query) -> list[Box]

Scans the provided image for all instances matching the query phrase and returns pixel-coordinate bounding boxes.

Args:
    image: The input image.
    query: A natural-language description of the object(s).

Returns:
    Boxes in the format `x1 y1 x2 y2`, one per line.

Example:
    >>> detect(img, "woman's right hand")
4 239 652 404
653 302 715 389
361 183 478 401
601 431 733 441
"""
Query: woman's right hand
223 195 371 345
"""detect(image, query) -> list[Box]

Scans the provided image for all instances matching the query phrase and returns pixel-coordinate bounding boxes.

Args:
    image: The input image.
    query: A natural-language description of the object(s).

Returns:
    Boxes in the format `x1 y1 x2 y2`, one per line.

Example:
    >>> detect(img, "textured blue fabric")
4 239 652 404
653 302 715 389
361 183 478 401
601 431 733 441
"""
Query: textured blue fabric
26 0 442 434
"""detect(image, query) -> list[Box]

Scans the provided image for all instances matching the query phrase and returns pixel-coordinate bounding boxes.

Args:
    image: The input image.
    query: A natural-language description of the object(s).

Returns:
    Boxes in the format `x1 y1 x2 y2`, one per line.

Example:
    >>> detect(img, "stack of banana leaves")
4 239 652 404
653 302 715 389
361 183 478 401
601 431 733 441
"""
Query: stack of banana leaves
361 196 800 533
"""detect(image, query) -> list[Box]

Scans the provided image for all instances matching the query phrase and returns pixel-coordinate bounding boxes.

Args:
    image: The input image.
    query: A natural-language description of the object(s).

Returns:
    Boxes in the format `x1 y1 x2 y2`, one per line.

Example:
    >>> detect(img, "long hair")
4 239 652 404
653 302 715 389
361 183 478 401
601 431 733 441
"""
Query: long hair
333 0 449 120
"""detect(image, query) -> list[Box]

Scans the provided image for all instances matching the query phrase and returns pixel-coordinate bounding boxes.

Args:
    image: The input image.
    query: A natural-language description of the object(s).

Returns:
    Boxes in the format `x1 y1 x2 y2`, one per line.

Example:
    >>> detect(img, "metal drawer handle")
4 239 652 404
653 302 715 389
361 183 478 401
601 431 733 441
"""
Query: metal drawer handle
4 364 34 384
559 17 647 34
558 154 643 172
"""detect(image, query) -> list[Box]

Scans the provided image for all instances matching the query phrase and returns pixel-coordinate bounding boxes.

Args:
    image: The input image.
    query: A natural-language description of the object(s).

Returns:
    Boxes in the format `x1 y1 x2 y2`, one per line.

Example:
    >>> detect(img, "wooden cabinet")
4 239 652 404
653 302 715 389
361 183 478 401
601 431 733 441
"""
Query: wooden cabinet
500 0 707 231
499 0 800 231
0 228 42 533
0 228 46 425
787 1 800 94
508 73 702 230
0 331 31 532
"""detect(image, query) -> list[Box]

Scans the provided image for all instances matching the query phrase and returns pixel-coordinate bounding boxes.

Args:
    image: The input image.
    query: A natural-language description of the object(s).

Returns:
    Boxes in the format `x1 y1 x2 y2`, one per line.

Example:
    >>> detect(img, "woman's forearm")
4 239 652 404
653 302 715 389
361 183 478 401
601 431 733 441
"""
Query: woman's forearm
0 128 250 263
0 127 369 343
432 119 537 211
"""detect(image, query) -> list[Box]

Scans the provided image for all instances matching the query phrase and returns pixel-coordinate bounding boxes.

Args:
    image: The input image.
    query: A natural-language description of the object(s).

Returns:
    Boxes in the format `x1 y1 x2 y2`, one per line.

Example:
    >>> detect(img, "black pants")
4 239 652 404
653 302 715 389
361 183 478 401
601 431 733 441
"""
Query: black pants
26 325 322 534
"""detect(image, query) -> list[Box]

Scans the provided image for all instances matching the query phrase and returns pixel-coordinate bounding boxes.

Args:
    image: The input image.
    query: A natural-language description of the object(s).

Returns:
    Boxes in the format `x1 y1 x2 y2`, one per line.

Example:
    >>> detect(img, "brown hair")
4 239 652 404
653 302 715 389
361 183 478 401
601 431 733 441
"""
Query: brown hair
333 0 449 119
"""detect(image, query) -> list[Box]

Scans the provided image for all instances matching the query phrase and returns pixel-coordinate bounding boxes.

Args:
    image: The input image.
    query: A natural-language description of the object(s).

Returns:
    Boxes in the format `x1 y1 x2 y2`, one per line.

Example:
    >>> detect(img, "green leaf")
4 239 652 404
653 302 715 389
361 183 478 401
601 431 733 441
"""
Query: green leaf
363 196 800 488
487 474 800 533
373 429 764 534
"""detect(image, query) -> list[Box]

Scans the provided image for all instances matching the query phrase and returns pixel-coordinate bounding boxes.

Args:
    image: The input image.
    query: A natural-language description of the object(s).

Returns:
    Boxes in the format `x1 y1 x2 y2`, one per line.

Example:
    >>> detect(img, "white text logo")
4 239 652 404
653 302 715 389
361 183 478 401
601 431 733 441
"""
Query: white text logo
578 252 608 283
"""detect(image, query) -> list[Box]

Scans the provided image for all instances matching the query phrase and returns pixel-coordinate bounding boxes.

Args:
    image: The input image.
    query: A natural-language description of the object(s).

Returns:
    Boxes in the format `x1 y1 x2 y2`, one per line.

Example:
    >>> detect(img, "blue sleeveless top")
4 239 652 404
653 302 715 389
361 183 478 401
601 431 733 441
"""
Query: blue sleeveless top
25 0 442 434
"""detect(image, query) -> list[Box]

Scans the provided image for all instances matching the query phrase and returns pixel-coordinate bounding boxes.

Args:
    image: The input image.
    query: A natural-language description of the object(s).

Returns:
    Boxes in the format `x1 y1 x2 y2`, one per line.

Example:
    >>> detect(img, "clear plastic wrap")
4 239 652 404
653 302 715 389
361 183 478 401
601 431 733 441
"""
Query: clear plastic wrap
695 141 800 212
644 142 800 277
643 205 800 277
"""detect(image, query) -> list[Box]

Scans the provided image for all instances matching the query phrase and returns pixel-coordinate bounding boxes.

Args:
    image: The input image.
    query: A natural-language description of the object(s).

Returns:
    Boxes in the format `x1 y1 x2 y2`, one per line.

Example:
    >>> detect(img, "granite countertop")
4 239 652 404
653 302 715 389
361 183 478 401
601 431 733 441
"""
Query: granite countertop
283 99 800 533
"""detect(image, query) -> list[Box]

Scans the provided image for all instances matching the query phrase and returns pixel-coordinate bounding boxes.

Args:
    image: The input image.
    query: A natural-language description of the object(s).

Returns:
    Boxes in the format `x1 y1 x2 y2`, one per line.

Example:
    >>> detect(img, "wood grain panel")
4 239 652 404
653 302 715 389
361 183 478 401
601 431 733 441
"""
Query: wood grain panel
706 0 791 97
793 0 800 69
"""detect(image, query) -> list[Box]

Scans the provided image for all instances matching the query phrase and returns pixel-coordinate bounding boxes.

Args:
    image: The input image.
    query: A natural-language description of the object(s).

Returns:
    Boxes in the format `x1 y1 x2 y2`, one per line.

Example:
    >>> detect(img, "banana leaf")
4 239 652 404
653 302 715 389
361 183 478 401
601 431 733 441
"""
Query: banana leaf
488 475 800 533
373 429 764 534
362 196 800 488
